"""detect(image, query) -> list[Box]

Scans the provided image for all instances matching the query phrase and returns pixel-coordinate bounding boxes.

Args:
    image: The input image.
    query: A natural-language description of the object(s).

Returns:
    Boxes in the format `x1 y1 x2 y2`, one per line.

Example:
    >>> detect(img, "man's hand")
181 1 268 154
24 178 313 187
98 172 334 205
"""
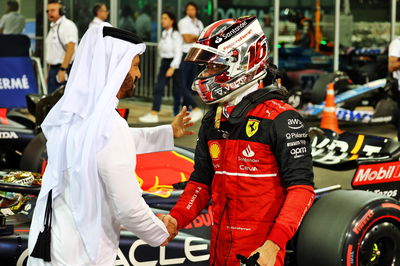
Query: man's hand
171 106 194 138
57 70 66 83
165 67 175 77
249 240 280 266
160 215 178 246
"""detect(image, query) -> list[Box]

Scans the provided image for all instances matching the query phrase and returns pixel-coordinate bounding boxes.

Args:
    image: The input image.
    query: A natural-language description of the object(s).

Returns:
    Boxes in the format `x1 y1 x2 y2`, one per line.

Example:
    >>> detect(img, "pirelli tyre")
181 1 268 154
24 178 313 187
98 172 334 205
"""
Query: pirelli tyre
296 190 400 266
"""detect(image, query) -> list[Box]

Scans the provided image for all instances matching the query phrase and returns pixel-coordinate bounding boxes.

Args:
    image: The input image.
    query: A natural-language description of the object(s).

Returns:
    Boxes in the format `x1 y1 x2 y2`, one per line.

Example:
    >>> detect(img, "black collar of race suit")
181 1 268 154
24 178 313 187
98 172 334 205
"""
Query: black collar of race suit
103 26 144 44
227 86 289 125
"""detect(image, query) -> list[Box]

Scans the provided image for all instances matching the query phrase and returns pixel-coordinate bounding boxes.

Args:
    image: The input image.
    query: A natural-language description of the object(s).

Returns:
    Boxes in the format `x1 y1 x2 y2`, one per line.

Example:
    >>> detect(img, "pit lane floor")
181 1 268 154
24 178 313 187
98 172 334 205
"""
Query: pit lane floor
120 98 398 190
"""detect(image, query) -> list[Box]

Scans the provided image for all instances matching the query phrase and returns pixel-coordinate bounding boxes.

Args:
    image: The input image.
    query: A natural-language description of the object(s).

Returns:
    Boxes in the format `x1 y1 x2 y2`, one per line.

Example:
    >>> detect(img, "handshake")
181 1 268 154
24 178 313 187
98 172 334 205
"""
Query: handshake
159 214 179 246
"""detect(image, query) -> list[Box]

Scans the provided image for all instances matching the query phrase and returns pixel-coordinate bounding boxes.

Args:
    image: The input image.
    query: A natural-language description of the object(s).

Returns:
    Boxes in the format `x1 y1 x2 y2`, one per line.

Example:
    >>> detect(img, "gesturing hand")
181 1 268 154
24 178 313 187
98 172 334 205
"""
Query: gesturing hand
171 106 194 138
249 240 280 266
160 215 178 246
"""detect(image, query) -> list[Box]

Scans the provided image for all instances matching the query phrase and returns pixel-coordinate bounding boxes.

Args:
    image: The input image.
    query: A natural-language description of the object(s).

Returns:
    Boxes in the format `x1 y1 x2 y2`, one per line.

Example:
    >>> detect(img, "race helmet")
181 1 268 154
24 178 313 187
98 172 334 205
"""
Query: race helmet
185 16 269 104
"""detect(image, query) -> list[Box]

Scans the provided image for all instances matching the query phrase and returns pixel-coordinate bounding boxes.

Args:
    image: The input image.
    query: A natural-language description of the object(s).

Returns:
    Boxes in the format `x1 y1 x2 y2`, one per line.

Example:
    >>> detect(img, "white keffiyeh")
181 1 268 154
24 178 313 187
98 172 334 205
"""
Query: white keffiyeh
33 25 145 261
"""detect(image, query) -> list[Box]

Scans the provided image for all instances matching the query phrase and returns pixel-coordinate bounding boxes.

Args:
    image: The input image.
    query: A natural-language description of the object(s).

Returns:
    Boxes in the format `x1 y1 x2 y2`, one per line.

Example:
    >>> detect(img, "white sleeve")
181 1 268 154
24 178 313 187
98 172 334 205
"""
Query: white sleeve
61 20 78 44
97 124 168 247
129 125 174 154
171 31 183 69
389 39 400 58
178 19 191 35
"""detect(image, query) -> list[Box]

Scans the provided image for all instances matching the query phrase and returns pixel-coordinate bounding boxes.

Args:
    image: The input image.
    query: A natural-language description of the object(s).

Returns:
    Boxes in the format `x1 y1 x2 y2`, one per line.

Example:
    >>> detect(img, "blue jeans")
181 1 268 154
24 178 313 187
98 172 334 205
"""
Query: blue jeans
180 53 198 110
47 64 71 94
152 58 182 115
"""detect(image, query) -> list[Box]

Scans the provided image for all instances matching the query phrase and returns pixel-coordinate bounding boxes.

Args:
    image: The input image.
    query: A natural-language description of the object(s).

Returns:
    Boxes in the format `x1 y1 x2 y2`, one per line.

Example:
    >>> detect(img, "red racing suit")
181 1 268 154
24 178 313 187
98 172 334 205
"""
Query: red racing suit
170 89 315 265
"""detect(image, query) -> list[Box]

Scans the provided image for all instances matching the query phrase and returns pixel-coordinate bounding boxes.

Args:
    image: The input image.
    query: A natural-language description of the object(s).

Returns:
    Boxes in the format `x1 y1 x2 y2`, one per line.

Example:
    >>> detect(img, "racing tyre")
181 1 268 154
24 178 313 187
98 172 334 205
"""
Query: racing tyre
287 90 303 109
296 190 400 266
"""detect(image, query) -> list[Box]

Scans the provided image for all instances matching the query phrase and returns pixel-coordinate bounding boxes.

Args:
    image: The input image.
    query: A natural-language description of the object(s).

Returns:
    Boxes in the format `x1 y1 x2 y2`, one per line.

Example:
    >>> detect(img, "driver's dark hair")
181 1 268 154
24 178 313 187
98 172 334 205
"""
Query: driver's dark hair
7 1 19 11
92 2 105 17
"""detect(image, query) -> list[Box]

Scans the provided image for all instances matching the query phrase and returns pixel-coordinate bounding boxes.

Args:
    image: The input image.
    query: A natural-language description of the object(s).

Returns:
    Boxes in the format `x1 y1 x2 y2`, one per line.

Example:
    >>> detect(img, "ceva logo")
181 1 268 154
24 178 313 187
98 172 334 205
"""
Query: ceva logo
352 161 400 186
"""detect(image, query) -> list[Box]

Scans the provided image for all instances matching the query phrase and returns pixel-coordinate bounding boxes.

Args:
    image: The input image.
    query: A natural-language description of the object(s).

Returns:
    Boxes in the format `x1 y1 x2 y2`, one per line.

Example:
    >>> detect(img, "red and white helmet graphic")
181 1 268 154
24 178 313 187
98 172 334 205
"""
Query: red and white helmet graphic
185 16 269 104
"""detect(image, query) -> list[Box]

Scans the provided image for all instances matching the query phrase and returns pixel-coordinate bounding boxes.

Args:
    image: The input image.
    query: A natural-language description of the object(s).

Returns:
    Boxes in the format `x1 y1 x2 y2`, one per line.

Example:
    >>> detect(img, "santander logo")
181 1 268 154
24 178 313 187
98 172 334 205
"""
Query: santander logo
242 145 255 158
352 161 400 186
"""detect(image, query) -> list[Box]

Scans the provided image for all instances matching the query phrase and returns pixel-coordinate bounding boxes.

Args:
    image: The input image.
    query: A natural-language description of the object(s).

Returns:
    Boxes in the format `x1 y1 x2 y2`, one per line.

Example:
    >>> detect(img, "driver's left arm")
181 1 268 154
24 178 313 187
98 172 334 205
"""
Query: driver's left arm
266 109 316 250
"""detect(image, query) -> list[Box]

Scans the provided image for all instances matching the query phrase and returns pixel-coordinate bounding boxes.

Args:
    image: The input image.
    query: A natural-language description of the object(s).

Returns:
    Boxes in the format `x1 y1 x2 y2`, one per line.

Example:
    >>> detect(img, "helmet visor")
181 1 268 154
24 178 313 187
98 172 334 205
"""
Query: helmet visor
185 47 227 65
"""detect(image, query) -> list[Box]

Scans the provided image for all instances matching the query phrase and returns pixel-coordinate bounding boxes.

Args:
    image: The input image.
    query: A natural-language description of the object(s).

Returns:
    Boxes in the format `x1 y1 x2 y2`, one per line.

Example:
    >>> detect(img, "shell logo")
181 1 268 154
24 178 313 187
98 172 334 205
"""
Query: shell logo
209 143 221 159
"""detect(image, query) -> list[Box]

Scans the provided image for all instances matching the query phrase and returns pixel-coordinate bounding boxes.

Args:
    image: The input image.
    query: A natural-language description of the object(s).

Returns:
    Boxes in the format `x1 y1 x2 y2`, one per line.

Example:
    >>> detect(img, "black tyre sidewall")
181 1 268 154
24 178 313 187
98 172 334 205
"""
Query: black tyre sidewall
296 190 400 266
344 201 400 266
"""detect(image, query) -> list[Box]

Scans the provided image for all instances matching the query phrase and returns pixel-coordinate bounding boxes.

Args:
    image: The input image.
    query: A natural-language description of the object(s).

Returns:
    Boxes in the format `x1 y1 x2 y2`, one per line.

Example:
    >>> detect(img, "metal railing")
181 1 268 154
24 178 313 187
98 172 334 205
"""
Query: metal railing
135 42 174 101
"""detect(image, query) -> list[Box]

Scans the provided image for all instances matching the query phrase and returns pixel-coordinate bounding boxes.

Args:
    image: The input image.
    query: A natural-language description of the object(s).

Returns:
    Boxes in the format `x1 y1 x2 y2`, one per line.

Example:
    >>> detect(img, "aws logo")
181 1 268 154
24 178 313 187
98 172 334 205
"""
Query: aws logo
209 142 221 159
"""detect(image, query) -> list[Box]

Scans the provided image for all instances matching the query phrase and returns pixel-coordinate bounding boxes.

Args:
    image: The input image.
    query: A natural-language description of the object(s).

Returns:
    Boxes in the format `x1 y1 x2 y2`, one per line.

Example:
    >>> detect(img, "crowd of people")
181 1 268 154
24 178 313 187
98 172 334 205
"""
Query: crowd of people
139 2 203 123
32 0 204 122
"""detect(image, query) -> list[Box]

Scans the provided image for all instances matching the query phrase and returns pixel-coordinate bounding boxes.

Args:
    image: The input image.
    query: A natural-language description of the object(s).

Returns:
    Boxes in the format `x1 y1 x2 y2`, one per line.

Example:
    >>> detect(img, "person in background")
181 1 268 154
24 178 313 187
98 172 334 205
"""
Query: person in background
139 11 184 123
262 14 273 42
136 5 151 41
178 2 204 122
388 37 400 141
119 5 136 33
88 2 110 29
45 0 78 94
0 1 25 34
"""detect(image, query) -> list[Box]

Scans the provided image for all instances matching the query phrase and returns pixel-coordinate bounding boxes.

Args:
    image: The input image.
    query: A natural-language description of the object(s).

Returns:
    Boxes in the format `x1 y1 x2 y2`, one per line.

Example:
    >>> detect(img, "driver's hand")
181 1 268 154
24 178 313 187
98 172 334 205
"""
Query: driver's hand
249 240 280 266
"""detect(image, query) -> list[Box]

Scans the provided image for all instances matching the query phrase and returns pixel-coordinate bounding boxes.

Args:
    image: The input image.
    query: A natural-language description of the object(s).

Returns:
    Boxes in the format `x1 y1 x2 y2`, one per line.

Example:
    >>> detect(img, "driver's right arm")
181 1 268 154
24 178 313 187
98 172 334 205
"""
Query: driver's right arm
169 122 213 229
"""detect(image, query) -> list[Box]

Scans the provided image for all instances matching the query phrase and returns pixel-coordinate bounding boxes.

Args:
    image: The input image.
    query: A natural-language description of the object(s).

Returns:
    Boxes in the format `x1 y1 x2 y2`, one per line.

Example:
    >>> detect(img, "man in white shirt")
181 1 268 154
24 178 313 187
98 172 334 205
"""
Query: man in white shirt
0 1 25 34
45 0 78 94
88 3 110 29
178 2 204 122
28 25 193 265
389 37 400 140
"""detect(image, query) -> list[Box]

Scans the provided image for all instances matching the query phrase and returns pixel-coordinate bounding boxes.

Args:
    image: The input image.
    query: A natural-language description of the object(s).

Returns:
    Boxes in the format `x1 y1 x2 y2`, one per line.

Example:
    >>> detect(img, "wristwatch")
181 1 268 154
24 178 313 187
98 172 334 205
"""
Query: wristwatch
59 67 66 71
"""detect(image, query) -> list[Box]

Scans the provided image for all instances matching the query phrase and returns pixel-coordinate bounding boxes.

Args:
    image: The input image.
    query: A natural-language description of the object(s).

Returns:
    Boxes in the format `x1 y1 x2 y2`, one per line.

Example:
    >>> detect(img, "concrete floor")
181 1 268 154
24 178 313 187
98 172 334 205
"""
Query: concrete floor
120 98 398 190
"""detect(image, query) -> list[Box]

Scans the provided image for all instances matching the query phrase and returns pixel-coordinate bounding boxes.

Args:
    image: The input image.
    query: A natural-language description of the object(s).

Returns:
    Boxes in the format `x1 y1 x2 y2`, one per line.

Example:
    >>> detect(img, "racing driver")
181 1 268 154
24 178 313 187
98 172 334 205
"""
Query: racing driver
161 16 315 266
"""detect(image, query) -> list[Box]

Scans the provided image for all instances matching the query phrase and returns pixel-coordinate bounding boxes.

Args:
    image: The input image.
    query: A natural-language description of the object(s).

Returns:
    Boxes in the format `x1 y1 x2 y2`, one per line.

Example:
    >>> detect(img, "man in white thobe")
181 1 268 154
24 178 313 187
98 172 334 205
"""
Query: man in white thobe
28 25 193 265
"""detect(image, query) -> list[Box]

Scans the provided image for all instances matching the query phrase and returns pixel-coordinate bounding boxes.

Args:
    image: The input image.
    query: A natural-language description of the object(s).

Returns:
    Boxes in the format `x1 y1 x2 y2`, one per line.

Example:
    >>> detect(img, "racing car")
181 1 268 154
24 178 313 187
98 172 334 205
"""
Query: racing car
0 128 399 266
292 72 397 124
